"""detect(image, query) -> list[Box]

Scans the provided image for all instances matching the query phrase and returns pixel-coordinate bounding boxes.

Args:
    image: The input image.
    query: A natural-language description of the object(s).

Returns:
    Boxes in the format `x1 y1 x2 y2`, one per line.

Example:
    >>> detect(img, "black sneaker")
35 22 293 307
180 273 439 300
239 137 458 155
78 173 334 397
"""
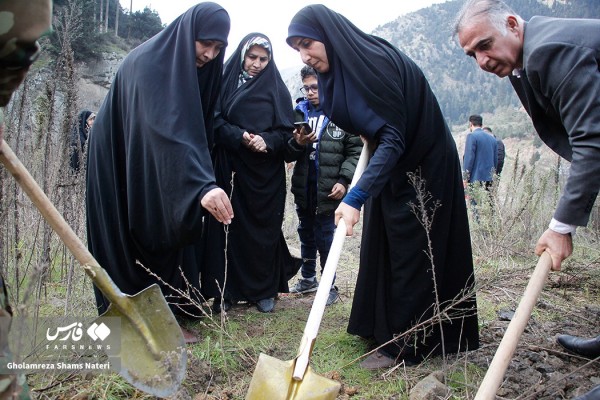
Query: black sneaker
290 277 318 294
256 297 275 313
326 286 339 306
212 298 235 314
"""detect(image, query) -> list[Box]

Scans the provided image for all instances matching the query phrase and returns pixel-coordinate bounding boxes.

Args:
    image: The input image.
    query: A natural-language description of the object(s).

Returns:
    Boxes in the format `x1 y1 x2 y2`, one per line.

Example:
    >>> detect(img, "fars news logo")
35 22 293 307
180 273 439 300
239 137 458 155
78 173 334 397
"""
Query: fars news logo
46 321 111 346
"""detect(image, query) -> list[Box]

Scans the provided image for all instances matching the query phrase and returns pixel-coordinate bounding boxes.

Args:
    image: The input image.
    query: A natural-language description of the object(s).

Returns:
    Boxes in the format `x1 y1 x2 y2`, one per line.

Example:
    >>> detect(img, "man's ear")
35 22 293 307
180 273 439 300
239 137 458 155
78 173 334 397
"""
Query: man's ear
506 15 520 34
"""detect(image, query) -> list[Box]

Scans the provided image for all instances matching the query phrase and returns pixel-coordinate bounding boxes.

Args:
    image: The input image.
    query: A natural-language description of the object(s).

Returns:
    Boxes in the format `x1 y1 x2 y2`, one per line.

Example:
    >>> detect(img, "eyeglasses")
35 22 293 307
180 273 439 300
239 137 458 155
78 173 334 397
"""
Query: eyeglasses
300 84 319 95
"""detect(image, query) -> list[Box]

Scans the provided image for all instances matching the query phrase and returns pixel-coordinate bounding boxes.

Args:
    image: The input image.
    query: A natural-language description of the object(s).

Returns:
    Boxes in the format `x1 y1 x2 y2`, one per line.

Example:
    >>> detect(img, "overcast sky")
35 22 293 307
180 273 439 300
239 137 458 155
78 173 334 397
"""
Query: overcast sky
128 0 450 70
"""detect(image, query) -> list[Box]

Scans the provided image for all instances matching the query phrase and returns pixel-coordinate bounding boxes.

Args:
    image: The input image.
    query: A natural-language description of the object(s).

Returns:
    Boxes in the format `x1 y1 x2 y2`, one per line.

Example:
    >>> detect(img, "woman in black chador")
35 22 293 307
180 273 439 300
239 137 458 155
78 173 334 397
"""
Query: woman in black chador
86 3 233 343
69 109 95 172
287 5 479 368
202 33 298 313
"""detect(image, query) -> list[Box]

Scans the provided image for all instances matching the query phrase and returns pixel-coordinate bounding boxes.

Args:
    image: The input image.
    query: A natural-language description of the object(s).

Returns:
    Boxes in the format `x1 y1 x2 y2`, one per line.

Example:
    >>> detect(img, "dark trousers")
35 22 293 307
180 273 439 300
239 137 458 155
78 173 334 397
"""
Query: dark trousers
296 184 336 282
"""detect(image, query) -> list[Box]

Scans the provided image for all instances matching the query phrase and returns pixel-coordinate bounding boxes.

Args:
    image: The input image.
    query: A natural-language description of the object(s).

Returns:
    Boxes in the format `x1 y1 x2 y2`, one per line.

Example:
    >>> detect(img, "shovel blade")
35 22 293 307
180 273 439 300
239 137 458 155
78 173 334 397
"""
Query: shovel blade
246 353 340 400
99 284 187 398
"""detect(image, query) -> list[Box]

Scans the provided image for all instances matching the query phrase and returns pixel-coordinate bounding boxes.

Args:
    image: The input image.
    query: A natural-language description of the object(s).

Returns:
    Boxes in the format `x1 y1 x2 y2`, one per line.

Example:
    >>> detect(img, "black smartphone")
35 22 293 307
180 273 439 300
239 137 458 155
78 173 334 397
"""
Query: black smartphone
294 121 312 134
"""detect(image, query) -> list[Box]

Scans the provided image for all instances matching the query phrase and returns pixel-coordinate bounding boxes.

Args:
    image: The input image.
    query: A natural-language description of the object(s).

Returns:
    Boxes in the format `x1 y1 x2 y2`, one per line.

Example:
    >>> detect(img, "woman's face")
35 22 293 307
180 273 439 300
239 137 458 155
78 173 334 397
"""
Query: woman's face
195 40 225 68
289 37 329 73
243 45 270 77
86 113 96 129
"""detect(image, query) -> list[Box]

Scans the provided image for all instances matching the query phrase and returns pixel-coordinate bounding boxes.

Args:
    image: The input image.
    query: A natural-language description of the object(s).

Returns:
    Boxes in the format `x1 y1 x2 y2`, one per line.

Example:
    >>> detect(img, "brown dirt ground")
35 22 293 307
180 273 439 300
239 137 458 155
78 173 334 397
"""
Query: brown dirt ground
182 267 599 400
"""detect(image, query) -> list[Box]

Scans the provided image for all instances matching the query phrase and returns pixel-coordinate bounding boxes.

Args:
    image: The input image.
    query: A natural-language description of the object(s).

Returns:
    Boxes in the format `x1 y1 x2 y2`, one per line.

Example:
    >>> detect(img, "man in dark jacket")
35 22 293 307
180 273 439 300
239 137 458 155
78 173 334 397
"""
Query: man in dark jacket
287 66 362 305
456 1 600 398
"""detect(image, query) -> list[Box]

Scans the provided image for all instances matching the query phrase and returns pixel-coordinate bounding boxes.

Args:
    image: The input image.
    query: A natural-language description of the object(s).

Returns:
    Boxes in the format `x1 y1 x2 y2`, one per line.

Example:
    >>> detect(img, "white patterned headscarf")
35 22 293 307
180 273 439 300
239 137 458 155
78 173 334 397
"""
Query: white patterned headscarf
240 35 272 82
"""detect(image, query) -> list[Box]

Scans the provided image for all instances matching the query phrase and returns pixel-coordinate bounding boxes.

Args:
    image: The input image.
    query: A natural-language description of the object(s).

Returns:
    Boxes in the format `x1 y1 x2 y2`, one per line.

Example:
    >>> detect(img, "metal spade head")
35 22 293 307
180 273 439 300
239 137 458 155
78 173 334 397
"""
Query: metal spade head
246 353 340 400
98 284 187 398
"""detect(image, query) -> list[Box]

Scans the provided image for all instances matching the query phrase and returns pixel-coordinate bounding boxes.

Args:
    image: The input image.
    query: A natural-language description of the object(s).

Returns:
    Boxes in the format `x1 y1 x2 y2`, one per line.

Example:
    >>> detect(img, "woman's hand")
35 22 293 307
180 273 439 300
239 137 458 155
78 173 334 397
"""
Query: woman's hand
201 188 234 225
242 131 267 152
334 202 360 236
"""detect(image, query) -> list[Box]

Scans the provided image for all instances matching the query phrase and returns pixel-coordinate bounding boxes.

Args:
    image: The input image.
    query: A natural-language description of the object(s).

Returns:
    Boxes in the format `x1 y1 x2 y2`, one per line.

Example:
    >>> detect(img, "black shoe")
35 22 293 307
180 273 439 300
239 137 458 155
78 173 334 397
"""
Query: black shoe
326 286 339 306
256 298 275 313
212 299 234 314
359 350 420 370
360 350 396 370
290 277 318 294
573 385 600 400
556 334 600 358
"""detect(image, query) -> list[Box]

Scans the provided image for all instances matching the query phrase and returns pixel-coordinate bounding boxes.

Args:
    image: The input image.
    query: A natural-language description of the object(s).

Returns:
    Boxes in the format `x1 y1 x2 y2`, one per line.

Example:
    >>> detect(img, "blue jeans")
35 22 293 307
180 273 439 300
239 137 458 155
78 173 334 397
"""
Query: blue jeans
296 184 336 282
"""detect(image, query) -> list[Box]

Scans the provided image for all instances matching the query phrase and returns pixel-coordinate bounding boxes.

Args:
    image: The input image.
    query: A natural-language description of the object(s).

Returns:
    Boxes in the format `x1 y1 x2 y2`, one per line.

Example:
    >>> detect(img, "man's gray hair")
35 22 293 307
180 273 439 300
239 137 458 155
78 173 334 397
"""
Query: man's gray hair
453 0 522 37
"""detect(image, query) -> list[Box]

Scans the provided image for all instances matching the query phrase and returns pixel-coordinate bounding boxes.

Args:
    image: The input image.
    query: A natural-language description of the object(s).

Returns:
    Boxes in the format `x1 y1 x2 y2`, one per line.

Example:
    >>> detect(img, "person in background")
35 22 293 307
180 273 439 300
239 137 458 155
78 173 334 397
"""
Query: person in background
202 33 298 314
86 3 233 344
0 1 53 398
287 65 362 306
483 126 505 176
287 5 479 369
463 114 498 191
455 1 599 398
69 110 95 172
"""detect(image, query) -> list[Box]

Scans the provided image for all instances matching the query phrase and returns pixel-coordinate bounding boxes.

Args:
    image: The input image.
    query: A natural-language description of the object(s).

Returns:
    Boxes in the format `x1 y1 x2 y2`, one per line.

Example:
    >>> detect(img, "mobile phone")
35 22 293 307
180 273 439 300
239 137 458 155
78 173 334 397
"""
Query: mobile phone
294 121 312 134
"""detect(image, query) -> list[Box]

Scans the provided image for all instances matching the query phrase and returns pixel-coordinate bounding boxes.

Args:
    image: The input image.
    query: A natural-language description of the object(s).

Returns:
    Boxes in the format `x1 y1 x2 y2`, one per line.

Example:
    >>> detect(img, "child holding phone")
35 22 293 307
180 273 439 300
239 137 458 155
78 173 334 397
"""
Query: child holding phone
286 66 363 305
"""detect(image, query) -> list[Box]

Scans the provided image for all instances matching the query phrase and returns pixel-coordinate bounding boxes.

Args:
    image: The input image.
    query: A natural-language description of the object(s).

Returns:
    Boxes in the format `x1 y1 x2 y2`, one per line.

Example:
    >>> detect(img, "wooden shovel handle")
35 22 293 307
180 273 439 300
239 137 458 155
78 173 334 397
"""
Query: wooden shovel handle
475 251 553 399
293 141 372 380
0 140 128 306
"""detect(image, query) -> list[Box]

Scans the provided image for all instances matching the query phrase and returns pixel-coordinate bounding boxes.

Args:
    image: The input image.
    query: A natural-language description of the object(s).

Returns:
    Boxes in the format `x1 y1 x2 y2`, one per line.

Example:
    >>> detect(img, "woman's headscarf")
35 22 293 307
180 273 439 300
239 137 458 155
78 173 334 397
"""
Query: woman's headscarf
287 5 427 138
143 2 230 145
217 32 293 136
239 35 272 83
75 110 93 147
69 109 94 171
240 35 272 65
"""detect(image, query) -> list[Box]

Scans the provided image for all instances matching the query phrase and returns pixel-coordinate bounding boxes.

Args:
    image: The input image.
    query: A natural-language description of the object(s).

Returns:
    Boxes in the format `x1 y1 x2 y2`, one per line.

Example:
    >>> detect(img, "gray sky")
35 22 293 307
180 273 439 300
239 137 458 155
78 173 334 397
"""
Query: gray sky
129 0 450 70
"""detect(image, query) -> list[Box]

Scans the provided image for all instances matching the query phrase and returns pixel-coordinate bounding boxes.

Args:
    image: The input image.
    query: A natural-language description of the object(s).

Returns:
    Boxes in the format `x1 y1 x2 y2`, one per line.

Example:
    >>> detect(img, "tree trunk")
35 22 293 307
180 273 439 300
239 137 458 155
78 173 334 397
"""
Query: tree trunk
104 0 109 33
99 0 104 32
115 1 119 37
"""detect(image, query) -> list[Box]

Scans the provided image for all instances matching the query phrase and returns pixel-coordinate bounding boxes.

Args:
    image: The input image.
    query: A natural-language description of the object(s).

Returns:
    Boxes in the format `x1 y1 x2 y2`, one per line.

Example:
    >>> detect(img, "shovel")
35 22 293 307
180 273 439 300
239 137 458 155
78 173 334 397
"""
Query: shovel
0 140 186 398
246 142 371 400
475 251 552 399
